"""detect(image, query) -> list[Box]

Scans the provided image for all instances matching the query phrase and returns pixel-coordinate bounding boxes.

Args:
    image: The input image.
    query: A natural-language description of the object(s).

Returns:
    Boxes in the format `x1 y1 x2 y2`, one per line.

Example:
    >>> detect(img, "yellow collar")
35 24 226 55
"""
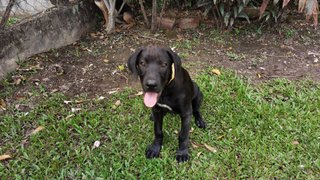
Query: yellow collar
168 63 175 84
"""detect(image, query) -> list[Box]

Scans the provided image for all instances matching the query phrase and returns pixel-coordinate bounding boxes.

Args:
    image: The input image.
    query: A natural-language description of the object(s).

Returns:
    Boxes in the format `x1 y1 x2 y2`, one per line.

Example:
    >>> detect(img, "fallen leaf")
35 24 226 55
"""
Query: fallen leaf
32 79 40 86
93 140 101 148
135 91 143 96
21 139 29 147
217 135 224 140
84 48 92 52
65 114 74 119
50 89 59 93
292 140 299 145
14 104 30 112
197 152 202 158
18 63 43 72
211 69 221 76
115 100 121 106
257 73 261 78
71 108 81 113
90 32 97 38
75 100 85 104
97 96 105 100
30 63 42 70
12 75 26 85
0 99 6 110
31 126 45 135
191 142 199 148
0 154 11 161
51 64 64 75
103 58 109 63
204 143 217 153
64 100 72 104
118 65 125 71
108 90 119 94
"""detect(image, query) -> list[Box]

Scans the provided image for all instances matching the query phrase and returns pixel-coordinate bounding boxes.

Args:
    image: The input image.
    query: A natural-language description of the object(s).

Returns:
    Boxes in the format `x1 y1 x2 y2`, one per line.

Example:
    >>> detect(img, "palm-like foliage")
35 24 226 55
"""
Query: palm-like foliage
197 0 319 28
260 0 318 26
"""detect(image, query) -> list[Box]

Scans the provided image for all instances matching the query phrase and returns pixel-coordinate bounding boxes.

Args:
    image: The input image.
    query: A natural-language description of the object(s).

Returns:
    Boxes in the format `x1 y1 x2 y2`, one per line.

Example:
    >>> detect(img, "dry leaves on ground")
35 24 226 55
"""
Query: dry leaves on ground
0 99 6 110
211 69 221 76
0 154 11 161
192 142 218 153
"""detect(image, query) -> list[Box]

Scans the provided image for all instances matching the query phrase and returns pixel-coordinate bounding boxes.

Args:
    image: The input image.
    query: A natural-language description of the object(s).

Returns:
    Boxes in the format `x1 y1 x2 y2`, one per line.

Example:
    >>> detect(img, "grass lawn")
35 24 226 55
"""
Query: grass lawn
1 69 319 179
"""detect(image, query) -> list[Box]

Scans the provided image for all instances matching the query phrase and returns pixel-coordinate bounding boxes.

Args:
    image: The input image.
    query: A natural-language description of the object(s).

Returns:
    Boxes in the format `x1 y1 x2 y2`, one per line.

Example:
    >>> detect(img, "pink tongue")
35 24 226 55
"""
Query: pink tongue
144 92 159 107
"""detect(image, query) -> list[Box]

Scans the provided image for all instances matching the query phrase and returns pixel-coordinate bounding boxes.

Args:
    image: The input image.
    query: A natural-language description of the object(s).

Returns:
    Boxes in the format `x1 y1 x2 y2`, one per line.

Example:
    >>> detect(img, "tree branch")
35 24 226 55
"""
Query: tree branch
0 0 16 30
151 0 157 31
139 0 149 27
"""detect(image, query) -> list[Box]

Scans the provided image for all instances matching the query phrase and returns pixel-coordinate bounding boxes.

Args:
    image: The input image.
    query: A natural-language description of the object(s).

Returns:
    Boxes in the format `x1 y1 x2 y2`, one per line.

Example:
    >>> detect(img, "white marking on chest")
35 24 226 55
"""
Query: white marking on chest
157 103 173 111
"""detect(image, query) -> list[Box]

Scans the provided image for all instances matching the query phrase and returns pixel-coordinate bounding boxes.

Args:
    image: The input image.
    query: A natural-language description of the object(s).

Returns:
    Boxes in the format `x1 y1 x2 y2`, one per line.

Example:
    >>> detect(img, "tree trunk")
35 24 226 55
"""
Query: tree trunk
103 0 116 34
151 0 157 31
0 0 16 30
139 0 149 28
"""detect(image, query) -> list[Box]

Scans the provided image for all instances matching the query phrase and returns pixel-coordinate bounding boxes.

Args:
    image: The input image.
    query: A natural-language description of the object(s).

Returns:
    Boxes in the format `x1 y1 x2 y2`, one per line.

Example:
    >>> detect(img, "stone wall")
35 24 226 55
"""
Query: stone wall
0 0 53 15
0 0 97 78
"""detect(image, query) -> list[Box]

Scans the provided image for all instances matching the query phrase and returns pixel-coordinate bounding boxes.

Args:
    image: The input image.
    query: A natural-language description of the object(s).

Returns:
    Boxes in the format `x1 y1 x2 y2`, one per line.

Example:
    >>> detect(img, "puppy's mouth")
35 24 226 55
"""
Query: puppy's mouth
144 92 160 108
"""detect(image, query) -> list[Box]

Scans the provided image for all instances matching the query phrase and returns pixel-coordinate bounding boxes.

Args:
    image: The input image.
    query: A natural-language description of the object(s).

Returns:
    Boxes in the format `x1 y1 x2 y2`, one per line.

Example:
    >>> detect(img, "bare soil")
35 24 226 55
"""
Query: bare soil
1 13 319 106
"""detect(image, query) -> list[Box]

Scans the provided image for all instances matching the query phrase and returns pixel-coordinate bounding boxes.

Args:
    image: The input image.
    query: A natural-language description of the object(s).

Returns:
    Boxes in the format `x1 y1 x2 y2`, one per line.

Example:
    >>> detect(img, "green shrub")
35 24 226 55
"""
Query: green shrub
197 0 318 28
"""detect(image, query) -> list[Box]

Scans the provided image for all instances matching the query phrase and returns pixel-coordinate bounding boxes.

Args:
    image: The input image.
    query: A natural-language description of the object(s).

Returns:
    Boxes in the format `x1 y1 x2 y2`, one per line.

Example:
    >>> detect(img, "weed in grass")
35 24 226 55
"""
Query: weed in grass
208 29 227 45
74 47 81 57
5 17 20 26
281 27 296 39
226 52 246 61
0 70 319 178
250 57 266 67
171 39 197 51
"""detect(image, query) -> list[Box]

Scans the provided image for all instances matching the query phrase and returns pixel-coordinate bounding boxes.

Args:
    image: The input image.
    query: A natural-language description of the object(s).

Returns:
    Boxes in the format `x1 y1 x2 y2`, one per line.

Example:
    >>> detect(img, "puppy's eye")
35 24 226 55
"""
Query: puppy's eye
139 61 146 66
161 63 168 67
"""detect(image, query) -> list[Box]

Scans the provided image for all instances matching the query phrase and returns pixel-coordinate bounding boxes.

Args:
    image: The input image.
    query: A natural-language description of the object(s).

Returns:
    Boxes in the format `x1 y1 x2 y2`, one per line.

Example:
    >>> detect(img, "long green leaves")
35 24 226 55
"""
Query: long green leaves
260 0 318 26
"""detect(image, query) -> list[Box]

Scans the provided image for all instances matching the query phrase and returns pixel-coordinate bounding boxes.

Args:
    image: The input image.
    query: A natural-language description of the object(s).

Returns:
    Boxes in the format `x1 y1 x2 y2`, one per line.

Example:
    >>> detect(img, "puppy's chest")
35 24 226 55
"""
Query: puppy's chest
157 97 179 112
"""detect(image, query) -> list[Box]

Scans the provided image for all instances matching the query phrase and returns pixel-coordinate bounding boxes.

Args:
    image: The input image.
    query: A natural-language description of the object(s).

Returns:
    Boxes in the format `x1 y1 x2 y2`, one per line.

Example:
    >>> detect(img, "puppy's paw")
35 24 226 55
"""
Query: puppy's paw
195 118 207 129
176 153 189 163
145 144 161 159
176 150 189 163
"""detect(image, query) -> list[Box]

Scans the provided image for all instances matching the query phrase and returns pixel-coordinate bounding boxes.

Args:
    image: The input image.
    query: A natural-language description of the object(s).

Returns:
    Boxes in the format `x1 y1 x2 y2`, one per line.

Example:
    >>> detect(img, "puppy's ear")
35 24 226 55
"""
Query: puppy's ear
165 48 182 71
127 48 143 76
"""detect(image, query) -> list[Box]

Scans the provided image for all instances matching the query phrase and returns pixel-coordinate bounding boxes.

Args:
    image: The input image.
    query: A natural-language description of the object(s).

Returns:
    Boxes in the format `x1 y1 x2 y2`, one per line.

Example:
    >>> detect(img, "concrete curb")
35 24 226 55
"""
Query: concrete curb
0 0 97 79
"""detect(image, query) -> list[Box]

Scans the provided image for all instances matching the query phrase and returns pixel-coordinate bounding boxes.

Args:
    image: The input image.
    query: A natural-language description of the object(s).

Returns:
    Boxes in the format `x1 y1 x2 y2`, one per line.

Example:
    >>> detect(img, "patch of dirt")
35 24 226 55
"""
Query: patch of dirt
1 13 319 109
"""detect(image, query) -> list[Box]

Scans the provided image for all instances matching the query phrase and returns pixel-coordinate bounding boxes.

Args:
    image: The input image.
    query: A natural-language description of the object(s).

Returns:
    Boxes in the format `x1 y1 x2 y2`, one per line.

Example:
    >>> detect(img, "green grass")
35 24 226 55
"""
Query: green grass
226 52 246 61
1 70 319 178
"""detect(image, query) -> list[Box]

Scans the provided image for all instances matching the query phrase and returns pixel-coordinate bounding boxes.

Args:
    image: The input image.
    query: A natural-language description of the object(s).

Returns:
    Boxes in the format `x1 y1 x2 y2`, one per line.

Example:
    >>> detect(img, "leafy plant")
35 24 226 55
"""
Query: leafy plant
198 0 251 29
197 0 318 29
259 0 318 26
6 17 20 26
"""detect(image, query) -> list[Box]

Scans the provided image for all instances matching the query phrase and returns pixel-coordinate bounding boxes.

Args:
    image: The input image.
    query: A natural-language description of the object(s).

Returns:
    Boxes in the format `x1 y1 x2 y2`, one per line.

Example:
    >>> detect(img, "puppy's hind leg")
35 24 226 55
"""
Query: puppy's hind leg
192 86 207 129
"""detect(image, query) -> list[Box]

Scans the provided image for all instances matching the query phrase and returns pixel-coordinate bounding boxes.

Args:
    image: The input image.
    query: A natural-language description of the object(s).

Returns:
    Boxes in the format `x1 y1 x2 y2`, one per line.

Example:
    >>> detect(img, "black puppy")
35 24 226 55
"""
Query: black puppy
127 46 206 162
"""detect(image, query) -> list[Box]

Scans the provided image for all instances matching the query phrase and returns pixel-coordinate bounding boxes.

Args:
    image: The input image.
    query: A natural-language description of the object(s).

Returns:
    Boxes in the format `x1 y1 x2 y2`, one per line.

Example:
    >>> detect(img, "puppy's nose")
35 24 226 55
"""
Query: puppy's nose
146 79 157 89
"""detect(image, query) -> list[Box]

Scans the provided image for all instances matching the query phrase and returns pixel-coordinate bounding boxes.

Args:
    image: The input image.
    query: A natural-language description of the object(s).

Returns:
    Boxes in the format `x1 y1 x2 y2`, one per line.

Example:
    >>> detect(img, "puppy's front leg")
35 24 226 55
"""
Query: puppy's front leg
146 108 164 159
176 110 192 163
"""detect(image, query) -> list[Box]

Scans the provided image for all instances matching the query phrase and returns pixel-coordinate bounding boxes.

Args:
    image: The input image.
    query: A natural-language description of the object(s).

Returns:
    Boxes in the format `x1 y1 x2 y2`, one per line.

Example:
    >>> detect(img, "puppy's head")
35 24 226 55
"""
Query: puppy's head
127 46 181 108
